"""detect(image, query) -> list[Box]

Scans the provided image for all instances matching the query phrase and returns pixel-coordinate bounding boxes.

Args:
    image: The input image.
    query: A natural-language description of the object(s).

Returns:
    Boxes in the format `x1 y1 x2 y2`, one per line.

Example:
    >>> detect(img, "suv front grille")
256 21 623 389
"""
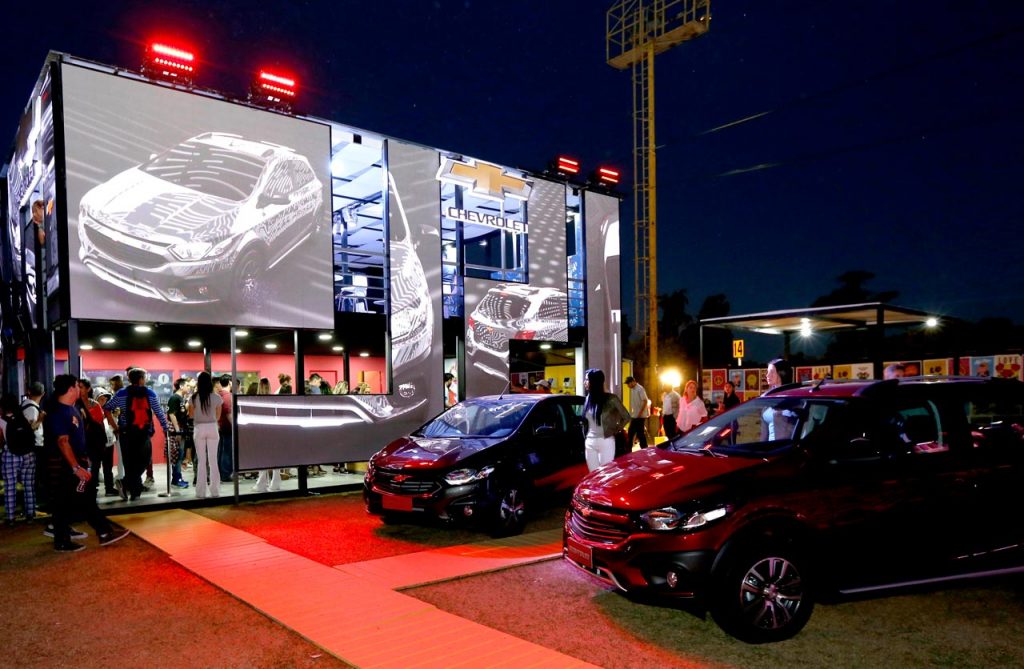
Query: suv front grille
86 225 167 270
374 469 440 495
569 498 633 544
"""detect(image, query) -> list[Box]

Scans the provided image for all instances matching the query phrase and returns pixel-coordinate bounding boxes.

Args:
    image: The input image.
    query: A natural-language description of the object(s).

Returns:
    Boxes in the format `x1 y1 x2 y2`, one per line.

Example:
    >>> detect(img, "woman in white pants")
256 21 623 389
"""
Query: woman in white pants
583 368 632 471
253 377 281 492
189 371 223 498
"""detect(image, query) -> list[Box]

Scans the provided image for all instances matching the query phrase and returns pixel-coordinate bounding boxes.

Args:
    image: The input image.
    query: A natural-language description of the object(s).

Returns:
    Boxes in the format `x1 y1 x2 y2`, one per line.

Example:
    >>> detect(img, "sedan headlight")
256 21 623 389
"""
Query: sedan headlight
169 240 213 261
444 466 495 486
640 505 730 532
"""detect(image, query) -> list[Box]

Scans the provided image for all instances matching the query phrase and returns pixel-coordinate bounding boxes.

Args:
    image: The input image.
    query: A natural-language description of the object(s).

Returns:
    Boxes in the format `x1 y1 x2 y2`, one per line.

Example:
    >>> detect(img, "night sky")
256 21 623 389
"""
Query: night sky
3 0 1023 329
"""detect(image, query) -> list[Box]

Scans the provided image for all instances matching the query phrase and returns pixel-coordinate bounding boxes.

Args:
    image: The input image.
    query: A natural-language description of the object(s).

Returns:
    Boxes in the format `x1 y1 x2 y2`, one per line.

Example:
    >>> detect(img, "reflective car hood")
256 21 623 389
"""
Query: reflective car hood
82 169 239 242
575 447 768 511
374 435 504 470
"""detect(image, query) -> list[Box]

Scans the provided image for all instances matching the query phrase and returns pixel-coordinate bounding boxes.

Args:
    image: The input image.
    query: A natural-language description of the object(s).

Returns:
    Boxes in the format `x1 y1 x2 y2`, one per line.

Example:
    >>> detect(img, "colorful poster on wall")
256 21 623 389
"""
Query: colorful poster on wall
833 364 853 380
812 365 832 380
760 368 769 389
851 363 874 380
711 369 727 391
795 366 813 383
728 369 744 390
995 355 1023 380
885 360 922 376
971 356 995 378
923 358 952 375
959 358 971 375
744 369 760 393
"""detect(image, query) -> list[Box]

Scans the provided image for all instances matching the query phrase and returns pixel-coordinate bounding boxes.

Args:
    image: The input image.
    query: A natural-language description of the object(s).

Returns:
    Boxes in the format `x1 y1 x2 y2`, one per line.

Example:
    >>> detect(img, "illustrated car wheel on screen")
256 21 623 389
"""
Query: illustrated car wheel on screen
491 483 528 537
709 540 815 643
231 248 267 308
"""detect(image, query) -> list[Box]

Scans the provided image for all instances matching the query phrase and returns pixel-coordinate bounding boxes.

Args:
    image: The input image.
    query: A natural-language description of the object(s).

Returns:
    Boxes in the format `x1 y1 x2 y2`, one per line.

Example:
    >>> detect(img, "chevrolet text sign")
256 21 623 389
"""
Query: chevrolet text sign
437 156 532 233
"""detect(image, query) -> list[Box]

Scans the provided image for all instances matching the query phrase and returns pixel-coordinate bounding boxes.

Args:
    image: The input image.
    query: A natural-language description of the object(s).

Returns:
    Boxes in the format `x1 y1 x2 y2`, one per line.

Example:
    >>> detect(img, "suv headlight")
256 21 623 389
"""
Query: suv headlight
169 240 213 261
640 505 730 532
444 466 495 486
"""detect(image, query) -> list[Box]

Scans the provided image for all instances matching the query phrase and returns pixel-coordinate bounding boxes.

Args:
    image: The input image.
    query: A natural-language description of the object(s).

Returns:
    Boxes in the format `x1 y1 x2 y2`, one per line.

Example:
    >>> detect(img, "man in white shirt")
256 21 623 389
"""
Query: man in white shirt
625 376 650 449
661 384 681 439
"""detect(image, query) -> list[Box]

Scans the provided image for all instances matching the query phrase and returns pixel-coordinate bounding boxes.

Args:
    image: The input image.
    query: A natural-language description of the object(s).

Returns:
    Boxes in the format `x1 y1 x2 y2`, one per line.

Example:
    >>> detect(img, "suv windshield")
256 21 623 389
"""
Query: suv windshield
665 397 844 455
142 140 267 201
414 399 535 438
476 291 531 324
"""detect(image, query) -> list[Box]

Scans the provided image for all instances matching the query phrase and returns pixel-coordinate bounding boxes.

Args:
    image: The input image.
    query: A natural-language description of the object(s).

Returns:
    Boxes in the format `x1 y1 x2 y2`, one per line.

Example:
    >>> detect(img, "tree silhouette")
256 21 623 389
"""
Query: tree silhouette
811 270 898 307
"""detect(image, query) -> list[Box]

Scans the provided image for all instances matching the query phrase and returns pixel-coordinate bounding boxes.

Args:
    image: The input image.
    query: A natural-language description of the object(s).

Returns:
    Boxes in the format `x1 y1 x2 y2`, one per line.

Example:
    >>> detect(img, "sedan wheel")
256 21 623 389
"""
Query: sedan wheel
491 485 527 537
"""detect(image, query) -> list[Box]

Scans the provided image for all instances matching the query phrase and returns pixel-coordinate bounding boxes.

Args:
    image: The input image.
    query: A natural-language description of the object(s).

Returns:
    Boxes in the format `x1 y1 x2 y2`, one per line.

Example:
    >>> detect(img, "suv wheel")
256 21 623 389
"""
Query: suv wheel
490 483 528 537
709 540 814 643
231 248 267 308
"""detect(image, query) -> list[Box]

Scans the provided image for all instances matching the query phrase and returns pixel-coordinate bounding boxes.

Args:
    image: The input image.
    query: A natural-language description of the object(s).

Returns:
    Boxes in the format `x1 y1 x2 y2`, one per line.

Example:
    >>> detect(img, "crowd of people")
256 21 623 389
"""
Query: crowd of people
579 358 797 470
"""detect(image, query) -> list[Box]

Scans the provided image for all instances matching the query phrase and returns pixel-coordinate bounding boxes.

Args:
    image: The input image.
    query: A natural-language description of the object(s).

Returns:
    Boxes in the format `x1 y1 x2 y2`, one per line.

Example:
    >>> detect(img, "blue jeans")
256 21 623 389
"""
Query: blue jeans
217 430 233 482
170 436 185 484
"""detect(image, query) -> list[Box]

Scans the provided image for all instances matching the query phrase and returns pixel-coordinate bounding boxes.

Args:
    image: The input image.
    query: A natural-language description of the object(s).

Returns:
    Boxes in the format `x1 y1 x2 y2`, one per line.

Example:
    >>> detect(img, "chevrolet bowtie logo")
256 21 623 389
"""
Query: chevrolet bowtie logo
437 157 533 203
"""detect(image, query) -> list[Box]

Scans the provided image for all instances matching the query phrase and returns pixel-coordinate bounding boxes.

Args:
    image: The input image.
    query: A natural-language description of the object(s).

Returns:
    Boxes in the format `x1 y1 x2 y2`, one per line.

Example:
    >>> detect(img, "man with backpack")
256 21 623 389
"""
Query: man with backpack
103 368 169 501
2 393 41 525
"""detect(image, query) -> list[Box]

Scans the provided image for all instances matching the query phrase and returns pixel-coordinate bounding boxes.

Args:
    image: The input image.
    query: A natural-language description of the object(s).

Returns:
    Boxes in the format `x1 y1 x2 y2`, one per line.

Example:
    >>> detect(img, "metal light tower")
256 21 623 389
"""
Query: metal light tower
606 1 710 392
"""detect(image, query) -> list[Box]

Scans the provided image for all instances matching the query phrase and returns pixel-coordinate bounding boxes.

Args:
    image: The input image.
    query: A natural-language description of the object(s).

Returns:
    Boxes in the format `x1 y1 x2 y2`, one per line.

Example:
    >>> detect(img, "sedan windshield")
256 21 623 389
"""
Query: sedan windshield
415 399 535 438
142 140 266 201
664 397 842 455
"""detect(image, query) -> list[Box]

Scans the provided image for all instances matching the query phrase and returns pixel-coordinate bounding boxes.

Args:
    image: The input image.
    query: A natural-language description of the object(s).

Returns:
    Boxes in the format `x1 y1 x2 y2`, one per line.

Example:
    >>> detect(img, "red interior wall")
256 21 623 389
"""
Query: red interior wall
57 349 388 467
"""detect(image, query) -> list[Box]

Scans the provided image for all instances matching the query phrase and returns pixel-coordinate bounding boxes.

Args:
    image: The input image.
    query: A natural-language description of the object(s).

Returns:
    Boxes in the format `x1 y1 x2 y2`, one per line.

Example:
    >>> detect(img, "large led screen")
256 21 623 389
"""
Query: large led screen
584 191 623 395
60 64 333 328
236 140 443 467
464 177 569 397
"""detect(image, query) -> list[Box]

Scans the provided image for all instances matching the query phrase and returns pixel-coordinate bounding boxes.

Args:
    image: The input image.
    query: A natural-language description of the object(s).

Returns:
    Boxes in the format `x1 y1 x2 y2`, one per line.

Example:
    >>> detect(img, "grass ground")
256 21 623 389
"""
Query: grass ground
4 491 1024 668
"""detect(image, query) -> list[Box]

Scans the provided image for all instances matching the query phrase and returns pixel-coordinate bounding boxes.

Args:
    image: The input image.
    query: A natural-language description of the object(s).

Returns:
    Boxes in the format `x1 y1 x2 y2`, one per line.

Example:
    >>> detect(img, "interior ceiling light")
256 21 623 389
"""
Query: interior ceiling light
159 346 172 353
540 343 552 350
236 330 249 337
264 343 278 350
187 340 202 347
133 325 152 333
926 317 939 328
80 344 94 350
359 352 370 357
318 333 333 340
100 336 116 344
332 345 344 352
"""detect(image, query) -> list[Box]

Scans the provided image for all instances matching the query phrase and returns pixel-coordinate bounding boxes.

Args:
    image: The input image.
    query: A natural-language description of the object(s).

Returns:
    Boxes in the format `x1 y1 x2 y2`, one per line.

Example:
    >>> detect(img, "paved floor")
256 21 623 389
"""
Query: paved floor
114 509 597 669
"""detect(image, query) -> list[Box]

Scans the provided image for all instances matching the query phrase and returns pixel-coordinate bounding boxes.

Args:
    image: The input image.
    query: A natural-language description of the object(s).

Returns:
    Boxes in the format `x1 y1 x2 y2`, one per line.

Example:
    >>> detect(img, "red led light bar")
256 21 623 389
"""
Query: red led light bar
150 43 195 62
259 71 296 88
556 156 581 174
597 167 620 184
256 70 297 98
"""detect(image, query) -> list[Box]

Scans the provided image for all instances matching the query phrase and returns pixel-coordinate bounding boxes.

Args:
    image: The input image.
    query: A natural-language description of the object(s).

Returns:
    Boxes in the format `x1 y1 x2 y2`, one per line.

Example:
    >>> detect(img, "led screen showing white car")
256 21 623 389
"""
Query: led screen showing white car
60 64 333 328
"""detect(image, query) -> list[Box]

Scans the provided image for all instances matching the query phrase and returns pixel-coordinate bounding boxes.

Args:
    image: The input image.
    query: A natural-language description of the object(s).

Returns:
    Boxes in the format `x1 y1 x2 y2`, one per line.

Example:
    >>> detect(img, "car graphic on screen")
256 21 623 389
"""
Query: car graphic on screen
78 132 324 305
465 284 568 359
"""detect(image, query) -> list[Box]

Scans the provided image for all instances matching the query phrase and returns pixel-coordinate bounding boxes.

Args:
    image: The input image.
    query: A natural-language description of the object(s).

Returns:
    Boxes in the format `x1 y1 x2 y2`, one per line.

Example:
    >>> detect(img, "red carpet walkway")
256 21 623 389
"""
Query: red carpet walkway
113 509 597 669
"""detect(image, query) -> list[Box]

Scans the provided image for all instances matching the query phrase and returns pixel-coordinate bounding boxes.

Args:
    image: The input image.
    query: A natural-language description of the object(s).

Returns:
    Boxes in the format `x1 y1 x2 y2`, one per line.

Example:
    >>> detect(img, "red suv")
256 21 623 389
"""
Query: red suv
564 377 1024 643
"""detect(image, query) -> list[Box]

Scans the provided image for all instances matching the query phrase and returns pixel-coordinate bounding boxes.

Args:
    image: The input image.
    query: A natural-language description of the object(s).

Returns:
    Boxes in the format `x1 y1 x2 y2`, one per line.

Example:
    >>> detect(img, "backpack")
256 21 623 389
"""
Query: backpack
123 385 154 436
4 410 36 456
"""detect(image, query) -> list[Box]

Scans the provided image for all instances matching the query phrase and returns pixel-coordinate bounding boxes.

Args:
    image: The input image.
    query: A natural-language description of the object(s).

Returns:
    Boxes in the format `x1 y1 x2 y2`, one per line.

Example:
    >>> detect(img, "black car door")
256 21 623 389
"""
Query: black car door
520 399 587 495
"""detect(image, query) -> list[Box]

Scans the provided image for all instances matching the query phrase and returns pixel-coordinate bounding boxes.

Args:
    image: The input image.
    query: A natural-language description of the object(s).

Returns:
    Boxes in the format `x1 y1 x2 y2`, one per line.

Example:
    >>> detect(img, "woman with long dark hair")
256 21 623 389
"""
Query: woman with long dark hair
582 368 631 471
188 371 223 498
